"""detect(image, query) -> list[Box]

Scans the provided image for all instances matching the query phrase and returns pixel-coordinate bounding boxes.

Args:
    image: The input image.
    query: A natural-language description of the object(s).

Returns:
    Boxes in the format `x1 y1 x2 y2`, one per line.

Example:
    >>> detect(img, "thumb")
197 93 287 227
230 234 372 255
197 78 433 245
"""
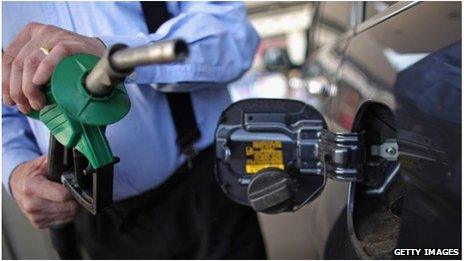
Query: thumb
38 155 48 169
33 155 47 168
29 155 48 178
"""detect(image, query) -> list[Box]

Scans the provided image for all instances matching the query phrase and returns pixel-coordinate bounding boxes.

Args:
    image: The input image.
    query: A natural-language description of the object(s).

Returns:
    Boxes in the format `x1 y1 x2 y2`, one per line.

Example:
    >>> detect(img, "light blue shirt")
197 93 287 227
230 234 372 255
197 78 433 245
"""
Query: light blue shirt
2 1 259 200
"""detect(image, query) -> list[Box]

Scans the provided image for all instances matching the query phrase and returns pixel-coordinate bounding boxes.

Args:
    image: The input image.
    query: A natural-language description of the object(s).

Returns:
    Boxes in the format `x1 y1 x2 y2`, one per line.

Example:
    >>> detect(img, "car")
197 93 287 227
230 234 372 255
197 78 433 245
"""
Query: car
225 1 461 259
295 1 461 258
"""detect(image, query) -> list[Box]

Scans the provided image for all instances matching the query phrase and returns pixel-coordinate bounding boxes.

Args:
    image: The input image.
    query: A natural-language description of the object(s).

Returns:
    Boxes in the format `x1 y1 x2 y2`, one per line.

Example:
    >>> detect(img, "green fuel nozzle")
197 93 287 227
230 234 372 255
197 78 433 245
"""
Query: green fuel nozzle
27 39 188 214
29 39 188 169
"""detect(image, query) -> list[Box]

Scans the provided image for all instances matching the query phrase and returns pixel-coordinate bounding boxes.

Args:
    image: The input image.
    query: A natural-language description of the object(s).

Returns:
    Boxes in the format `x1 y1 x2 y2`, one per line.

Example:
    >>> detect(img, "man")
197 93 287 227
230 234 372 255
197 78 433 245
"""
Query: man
2 1 265 259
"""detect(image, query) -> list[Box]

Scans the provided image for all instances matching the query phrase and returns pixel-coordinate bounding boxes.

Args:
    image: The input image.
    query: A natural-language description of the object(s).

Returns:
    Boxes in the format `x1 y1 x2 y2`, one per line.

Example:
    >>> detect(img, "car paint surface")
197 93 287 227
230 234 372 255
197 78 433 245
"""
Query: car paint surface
304 1 461 258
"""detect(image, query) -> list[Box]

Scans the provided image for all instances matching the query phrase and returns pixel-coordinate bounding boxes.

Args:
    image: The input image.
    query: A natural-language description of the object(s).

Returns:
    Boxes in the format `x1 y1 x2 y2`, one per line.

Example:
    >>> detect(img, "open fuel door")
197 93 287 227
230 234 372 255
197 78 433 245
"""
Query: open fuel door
214 99 366 214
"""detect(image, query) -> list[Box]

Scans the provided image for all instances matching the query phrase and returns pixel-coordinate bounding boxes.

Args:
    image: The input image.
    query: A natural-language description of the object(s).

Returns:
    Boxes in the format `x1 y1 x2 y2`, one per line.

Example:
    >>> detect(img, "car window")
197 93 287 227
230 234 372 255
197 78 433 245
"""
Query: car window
313 1 353 47
364 1 397 20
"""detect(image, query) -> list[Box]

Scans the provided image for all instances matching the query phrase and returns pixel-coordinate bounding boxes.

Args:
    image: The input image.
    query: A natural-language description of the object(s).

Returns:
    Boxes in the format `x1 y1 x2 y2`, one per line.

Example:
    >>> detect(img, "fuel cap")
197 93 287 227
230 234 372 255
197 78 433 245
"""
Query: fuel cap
247 168 295 214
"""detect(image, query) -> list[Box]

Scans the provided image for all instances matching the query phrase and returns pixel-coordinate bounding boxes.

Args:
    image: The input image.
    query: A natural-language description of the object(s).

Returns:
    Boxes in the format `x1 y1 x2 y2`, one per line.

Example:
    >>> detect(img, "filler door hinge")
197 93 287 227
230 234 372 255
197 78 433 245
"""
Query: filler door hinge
370 139 399 161
318 130 399 183
317 129 365 182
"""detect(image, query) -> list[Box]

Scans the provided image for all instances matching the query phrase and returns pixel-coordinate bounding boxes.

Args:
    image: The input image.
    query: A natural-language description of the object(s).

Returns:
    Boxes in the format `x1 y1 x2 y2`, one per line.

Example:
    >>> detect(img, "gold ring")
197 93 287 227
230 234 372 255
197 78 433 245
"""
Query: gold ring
39 47 50 55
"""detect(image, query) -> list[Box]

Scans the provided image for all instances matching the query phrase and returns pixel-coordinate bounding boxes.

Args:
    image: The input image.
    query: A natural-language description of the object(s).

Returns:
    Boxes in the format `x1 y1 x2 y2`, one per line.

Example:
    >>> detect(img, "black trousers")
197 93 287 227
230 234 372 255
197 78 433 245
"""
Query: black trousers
74 146 266 259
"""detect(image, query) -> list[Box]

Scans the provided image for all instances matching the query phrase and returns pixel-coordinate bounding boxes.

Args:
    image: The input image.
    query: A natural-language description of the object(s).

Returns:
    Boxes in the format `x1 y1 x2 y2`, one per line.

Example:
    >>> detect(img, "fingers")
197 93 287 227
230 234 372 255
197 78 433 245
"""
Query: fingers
49 216 76 227
25 174 74 202
22 49 47 110
10 156 80 229
2 22 38 106
33 155 48 168
2 54 15 106
23 159 73 203
37 155 48 169
9 27 50 113
3 22 56 111
33 41 87 86
27 197 78 215
10 54 31 113
23 197 78 229
44 199 79 215
32 212 77 229
4 22 107 112
23 155 47 175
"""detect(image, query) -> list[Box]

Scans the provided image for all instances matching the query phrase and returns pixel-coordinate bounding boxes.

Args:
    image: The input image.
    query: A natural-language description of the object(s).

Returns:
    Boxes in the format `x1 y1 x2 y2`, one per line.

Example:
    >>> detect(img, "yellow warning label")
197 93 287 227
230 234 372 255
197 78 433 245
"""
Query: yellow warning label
245 141 284 174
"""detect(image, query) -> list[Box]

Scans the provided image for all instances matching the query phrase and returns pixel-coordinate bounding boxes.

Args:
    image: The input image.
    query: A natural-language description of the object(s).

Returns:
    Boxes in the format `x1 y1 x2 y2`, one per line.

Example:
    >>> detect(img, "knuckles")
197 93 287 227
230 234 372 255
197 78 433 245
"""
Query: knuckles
9 88 24 102
24 55 42 69
37 24 55 35
22 200 39 214
22 180 35 197
56 191 69 202
38 59 53 73
2 53 15 67
54 42 72 55
11 58 24 72
29 219 40 228
29 216 45 229
4 21 100 109
24 22 41 32
69 202 78 214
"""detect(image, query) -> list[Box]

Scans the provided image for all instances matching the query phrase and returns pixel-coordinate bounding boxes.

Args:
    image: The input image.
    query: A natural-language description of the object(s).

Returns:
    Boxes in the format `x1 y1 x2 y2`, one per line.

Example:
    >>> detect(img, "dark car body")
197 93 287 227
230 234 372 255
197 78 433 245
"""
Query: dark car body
300 1 461 259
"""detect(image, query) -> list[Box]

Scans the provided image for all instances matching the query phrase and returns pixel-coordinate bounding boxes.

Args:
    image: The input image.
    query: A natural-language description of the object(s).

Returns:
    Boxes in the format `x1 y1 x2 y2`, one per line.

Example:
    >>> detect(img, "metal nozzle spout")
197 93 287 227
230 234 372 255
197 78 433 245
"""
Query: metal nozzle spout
85 39 188 96
111 39 188 71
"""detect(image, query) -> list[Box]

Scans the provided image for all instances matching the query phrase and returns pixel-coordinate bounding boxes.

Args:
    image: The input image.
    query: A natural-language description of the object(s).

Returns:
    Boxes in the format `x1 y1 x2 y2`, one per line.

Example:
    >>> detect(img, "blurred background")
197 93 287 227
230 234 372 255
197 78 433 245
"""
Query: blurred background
3 1 396 259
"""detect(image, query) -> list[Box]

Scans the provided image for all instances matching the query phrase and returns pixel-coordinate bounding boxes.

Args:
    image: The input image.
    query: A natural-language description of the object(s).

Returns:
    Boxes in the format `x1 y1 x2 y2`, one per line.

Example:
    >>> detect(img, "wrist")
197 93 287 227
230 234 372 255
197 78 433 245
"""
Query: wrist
92 37 108 56
96 34 150 51
93 37 107 49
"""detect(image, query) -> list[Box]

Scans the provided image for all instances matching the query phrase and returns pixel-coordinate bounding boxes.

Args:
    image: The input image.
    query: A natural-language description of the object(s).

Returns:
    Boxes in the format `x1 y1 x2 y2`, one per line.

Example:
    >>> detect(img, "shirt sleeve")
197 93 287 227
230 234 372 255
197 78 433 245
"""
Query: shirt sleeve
97 1 260 86
2 105 41 195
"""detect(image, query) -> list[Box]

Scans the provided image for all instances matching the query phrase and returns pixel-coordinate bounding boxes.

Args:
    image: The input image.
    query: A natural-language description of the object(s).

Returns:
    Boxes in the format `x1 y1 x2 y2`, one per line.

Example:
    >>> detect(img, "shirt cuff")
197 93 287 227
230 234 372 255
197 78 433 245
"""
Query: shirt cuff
97 33 151 50
2 149 40 196
97 34 157 84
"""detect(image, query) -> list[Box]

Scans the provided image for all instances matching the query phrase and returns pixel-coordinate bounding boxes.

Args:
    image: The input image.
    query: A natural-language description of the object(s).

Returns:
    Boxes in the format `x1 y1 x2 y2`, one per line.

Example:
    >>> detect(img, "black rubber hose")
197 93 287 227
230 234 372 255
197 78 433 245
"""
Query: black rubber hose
47 136 82 259
49 224 81 259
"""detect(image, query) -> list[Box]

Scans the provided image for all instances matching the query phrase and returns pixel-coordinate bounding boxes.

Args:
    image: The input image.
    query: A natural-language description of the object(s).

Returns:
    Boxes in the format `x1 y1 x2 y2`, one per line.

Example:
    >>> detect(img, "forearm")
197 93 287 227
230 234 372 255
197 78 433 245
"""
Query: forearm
97 2 260 87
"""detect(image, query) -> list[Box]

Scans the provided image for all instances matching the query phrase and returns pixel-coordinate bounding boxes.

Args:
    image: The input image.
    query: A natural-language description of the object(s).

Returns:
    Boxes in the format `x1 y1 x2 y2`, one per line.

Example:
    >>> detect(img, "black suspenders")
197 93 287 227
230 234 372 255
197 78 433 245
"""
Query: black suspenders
140 2 201 164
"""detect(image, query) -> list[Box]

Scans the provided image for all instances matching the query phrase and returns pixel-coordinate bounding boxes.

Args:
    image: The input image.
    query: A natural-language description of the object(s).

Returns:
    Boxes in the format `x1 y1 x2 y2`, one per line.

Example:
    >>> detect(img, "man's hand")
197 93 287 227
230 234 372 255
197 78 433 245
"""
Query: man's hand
2 22 106 113
10 156 79 229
